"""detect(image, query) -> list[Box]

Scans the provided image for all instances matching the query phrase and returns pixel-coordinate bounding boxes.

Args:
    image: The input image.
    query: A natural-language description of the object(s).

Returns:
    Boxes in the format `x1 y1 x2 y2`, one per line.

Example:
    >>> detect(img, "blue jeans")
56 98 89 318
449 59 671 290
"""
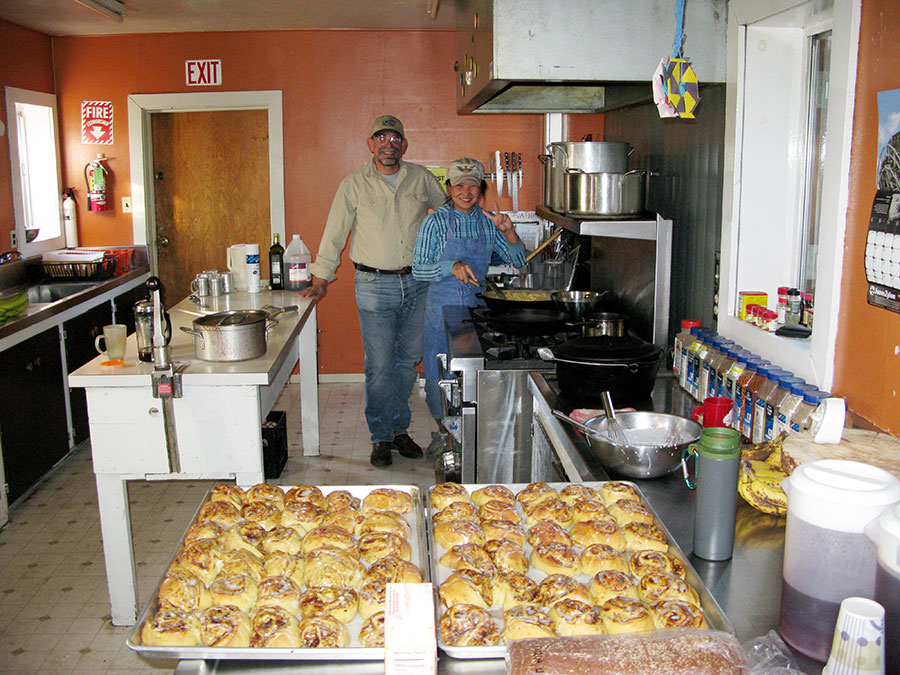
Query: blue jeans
355 270 427 444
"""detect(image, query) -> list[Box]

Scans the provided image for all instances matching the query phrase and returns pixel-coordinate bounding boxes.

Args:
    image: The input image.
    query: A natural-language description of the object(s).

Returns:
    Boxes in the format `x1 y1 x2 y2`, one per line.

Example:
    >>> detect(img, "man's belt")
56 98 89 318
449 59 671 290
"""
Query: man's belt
353 262 412 275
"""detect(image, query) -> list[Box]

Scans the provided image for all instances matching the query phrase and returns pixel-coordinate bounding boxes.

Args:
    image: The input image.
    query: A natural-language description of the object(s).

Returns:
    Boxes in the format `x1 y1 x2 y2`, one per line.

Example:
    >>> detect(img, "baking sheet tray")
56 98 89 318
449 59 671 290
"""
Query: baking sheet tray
427 481 734 659
127 484 427 661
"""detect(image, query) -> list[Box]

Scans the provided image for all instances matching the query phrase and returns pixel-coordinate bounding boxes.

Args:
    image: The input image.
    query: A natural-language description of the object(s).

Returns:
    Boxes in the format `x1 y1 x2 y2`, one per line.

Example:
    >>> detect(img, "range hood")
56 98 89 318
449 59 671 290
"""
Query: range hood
455 0 727 114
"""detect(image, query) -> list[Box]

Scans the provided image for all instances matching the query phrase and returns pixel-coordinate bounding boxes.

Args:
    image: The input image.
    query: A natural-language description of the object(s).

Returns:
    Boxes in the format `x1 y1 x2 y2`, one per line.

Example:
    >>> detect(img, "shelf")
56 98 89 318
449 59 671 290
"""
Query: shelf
535 205 659 240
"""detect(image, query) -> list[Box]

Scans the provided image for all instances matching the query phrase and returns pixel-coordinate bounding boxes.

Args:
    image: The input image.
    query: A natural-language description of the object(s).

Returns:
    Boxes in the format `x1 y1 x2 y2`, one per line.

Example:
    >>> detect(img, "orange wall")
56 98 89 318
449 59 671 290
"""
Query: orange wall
834 0 900 433
0 19 55 251
49 30 544 374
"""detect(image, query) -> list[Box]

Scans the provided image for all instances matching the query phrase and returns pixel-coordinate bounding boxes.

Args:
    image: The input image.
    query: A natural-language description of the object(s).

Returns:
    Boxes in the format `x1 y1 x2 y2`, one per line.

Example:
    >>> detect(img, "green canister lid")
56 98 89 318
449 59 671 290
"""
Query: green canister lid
696 427 741 459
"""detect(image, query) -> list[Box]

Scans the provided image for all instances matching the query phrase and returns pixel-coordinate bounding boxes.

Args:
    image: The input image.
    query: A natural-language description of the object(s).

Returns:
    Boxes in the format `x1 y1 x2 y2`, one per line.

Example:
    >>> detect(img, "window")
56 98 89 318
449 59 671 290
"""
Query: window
5 87 66 255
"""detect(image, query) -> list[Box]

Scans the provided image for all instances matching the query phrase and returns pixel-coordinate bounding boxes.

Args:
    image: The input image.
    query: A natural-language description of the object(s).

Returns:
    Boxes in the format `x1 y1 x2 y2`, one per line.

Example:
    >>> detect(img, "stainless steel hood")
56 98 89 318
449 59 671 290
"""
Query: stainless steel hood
455 0 728 114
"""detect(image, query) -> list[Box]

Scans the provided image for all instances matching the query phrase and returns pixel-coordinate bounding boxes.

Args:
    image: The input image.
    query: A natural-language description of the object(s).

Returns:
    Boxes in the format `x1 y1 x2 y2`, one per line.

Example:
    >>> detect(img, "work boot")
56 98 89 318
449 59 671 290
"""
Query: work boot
393 433 423 459
370 441 393 467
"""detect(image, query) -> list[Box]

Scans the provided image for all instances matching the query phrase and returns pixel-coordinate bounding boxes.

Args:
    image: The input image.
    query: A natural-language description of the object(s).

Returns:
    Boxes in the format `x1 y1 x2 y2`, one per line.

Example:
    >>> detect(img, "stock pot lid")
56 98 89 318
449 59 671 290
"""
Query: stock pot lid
194 309 267 328
553 335 661 363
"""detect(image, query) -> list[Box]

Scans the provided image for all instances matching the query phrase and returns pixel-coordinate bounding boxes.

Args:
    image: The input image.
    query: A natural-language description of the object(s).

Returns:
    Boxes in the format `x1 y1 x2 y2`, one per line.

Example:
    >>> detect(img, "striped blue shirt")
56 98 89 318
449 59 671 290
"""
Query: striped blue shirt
412 204 526 282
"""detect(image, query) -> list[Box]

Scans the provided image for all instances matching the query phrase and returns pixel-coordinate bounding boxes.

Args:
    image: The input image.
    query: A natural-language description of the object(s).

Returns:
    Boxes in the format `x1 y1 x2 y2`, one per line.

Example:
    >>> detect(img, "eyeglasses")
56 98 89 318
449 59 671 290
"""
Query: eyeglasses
373 132 403 145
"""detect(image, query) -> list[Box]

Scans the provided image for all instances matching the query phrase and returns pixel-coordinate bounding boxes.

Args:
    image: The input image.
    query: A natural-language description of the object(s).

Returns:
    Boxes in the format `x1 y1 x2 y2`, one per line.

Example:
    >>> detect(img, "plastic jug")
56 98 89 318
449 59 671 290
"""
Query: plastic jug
779 460 900 662
226 244 248 291
283 234 311 291
866 502 900 675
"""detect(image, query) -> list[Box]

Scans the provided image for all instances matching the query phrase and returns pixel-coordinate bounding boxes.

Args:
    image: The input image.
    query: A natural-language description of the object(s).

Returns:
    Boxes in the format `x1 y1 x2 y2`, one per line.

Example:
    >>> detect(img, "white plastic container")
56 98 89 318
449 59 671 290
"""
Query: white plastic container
866 502 900 674
779 460 900 662
284 234 311 291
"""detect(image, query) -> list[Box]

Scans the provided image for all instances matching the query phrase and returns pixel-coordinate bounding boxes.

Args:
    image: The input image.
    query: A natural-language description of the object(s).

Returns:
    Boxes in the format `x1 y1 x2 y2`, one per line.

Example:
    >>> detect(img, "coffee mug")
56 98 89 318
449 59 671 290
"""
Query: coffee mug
692 396 734 428
95 324 127 362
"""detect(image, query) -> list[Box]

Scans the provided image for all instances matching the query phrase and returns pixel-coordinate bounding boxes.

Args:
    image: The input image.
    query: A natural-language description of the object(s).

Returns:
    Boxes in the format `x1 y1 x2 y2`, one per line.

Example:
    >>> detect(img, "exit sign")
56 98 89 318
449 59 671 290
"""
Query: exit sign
185 59 222 86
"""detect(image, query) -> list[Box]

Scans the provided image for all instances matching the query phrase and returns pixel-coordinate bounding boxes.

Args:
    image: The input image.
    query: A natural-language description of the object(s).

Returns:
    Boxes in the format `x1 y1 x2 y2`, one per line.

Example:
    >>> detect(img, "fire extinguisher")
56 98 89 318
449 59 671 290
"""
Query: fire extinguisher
84 154 109 212
62 187 78 246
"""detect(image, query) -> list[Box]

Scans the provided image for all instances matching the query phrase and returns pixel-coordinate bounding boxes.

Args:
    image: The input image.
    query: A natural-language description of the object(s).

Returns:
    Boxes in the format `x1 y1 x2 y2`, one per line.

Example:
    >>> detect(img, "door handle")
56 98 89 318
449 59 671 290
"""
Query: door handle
157 236 170 248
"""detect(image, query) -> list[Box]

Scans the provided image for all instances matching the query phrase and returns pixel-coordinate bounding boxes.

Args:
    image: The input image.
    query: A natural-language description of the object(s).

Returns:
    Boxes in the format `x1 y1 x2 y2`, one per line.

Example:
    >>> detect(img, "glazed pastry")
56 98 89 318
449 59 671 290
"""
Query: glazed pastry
501 613 558 640
438 569 493 609
515 481 559 509
196 500 242 529
302 547 366 590
571 499 611 524
433 519 485 549
222 521 268 558
174 539 226 586
182 520 225 546
433 501 480 524
198 604 252 647
548 599 604 636
284 484 326 509
358 510 412 540
219 549 267 584
157 570 212 614
481 519 527 547
622 521 669 552
358 579 387 620
569 518 626 549
652 598 707 629
141 608 200 646
558 484 598 506
524 498 573 528
439 543 495 576
526 519 572 548
241 501 282 530
261 525 303 556
440 604 500 646
359 611 385 647
478 499 521 524
245 483 286 510
320 506 364 534
208 484 246 510
325 489 361 512
357 531 411 564
208 574 258 613
599 481 640 506
255 575 302 615
599 595 655 634
299 614 351 648
299 586 359 623
530 542 580 576
280 500 326 535
608 498 655 526
637 570 700 606
365 555 423 584
361 488 413 515
580 543 629 577
504 603 552 623
484 539 529 575
537 575 593 607
430 482 471 511
249 606 300 648
471 484 516 507
492 570 539 610
262 551 304 587
628 549 686 579
300 525 356 555
590 569 638 605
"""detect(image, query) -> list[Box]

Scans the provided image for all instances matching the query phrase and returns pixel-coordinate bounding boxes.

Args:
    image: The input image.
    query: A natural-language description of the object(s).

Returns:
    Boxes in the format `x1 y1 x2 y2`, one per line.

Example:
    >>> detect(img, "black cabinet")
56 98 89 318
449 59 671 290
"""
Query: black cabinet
0 327 69 504
64 301 113 446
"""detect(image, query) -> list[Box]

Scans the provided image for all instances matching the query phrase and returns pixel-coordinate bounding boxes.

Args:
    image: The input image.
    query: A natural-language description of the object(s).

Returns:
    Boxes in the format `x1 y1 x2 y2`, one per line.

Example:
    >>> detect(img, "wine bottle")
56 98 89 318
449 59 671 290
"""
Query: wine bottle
269 233 284 290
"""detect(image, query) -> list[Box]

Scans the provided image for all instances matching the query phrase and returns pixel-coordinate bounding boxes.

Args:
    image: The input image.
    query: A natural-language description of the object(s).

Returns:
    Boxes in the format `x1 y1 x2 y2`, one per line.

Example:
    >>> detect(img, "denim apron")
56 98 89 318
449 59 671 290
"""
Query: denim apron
423 207 492 399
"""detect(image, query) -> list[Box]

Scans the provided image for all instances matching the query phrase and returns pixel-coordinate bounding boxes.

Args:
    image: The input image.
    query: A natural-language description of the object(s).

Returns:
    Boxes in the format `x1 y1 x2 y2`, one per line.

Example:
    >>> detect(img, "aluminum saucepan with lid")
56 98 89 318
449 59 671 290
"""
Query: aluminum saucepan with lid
180 309 277 362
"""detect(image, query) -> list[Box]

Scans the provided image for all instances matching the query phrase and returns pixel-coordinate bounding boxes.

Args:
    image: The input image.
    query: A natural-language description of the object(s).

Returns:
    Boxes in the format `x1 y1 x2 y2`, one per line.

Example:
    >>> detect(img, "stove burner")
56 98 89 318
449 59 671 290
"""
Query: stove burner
477 325 580 363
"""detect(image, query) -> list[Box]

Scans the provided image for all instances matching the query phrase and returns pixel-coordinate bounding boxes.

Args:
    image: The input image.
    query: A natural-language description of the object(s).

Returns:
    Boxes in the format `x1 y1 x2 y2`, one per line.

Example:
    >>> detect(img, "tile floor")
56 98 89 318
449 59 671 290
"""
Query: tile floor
0 381 439 673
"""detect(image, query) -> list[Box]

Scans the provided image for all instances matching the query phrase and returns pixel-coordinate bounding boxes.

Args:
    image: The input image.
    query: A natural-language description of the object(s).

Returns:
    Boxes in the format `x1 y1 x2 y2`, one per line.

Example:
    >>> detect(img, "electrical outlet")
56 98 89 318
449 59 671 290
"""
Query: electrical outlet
10 231 17 248
122 196 133 213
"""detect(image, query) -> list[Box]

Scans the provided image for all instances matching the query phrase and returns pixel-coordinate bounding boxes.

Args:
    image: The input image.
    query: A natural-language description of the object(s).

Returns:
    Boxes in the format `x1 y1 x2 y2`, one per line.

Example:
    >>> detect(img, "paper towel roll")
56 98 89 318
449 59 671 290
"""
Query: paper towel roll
810 397 846 444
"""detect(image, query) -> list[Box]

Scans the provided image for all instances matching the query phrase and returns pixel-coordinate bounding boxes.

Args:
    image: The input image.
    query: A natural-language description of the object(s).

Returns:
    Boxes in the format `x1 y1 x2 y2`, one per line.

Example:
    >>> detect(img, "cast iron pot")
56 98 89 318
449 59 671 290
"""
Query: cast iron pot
180 309 276 362
469 307 571 336
539 335 663 406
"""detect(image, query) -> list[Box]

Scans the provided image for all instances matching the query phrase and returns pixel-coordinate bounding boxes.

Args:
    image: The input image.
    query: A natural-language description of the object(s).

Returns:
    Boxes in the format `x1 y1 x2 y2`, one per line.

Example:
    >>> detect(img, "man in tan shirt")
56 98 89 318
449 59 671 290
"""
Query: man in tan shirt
303 115 447 467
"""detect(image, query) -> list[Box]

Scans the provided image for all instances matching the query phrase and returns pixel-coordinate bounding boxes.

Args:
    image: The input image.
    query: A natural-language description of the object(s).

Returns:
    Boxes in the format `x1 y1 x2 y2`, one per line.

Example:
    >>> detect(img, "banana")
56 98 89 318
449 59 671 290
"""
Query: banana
738 459 788 517
0 289 29 323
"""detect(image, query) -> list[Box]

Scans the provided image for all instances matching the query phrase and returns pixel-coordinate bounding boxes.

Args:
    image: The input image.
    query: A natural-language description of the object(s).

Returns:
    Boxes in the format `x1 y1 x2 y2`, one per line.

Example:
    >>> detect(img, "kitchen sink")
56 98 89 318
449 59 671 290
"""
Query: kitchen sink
26 281 98 303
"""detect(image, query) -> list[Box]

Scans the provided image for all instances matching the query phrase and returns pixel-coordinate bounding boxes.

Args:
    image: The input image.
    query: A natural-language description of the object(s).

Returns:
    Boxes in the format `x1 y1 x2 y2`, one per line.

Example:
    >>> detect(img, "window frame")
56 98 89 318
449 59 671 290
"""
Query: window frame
5 86 67 256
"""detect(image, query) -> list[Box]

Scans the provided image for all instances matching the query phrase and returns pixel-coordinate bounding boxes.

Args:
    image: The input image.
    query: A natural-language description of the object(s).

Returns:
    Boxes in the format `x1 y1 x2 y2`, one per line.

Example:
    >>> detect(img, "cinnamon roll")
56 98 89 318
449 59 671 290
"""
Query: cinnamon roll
182 520 225 546
284 484 326 509
245 483 286 511
580 543 629 577
157 570 212 614
478 499 522 524
249 606 300 648
504 603 551 623
219 549 267 584
357 531 411 564
361 487 413 515
558 483 598 506
300 525 356 555
637 570 699 607
651 598 707 629
537 575 593 607
622 521 669 552
571 499 611 524
358 579 387 620
262 551 304 587
438 569 493 609
599 595 655 634
141 608 201 646
196 499 242 529
298 614 350 648
530 542 580 576
256 575 302 615
240 501 282 531
261 525 303 556
432 501 480 524
208 574 258 614
598 481 640 506
364 555 423 584
208 484 246 510
569 518 626 550
358 510 412 540
433 519 485 549
524 497 573 528
590 569 638 605
484 539 530 575
299 586 359 623
481 519 527 547
440 604 500 646
325 489 361 512
471 484 516 507
492 570 539 610
501 613 558 640
280 500 326 535
302 547 366 590
439 543 495 576
526 519 572 548
430 482 471 511
222 521 267 558
607 498 656 526
628 549 686 579
198 604 252 647
548 598 604 636
320 506 364 534
515 481 559 509
359 611 386 647
174 539 226 586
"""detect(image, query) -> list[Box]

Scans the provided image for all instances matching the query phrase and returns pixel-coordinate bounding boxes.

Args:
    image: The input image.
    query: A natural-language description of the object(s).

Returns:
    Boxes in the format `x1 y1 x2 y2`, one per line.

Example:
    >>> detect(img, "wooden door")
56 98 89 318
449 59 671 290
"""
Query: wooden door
151 110 270 307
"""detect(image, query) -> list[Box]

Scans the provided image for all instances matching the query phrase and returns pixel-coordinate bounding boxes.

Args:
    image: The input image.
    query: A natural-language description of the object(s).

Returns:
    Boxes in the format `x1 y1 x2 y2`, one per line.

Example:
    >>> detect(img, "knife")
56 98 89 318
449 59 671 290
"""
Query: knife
495 150 504 197
505 152 511 203
518 153 523 187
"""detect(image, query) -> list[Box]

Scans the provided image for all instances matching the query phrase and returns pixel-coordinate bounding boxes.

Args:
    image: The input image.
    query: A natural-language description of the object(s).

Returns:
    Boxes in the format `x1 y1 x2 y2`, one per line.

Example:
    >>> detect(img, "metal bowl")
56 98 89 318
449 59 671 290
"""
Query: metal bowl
550 290 609 319
581 411 701 478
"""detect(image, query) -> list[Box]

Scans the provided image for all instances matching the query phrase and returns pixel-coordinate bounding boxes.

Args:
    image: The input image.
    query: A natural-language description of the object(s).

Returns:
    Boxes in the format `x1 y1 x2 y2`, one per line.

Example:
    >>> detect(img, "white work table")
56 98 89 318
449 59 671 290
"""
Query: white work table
69 289 319 626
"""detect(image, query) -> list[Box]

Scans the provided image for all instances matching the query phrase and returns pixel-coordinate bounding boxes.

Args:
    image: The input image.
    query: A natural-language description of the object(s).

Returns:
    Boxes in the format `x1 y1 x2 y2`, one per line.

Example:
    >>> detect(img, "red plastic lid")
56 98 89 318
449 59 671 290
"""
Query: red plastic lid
777 286 789 294
681 319 701 329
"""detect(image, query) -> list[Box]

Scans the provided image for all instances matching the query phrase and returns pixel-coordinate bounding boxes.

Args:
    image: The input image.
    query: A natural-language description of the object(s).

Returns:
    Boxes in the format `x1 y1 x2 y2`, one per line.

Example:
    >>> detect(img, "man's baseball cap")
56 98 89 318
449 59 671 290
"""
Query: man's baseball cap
448 157 484 186
371 115 404 138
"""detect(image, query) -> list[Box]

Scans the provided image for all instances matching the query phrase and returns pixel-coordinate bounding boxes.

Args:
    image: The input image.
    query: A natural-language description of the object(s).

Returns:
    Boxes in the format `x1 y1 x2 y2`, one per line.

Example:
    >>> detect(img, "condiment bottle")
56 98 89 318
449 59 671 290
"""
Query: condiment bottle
733 359 758 433
723 351 748 408
268 233 284 290
752 367 782 443
789 389 831 433
777 286 789 323
765 373 800 441
673 319 701 380
776 382 815 436
786 288 802 326
713 343 737 398
742 361 771 442
698 335 721 402
686 328 709 399
678 329 699 391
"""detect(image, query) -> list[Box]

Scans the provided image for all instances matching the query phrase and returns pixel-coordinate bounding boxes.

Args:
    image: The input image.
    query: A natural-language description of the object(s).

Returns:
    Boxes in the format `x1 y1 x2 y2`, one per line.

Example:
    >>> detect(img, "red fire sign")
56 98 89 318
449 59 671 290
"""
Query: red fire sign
81 100 113 145
185 59 222 86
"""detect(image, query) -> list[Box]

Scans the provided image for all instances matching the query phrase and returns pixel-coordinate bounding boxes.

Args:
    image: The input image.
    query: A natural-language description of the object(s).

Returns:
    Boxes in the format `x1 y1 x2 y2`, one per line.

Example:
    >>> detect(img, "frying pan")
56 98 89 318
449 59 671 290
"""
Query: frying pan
477 289 557 311
469 306 571 336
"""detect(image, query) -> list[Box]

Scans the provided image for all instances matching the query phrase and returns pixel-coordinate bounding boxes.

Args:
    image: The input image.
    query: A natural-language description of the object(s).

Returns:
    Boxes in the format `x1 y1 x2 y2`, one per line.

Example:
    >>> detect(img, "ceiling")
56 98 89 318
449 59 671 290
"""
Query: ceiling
0 0 454 37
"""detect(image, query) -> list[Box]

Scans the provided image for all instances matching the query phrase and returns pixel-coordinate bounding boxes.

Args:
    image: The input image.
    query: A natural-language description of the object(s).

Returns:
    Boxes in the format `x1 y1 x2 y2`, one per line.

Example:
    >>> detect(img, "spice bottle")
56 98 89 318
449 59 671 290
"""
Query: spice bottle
673 319 701 379
752 367 781 444
733 359 758 433
686 328 710 399
742 361 771 442
698 335 721 402
786 288 802 326
713 343 737 398
776 382 815 436
789 389 831 433
777 286 789 323
765 373 800 441
724 352 748 408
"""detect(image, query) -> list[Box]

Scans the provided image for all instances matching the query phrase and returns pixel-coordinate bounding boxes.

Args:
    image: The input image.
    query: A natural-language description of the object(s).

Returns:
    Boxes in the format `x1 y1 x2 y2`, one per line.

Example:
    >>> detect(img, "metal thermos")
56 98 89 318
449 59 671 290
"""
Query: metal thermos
690 427 742 561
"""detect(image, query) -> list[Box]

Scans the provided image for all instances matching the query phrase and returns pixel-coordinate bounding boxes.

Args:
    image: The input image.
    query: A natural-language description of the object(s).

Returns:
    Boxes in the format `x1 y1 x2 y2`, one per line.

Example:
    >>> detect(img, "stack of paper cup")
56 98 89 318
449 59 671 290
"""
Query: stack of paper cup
823 597 885 675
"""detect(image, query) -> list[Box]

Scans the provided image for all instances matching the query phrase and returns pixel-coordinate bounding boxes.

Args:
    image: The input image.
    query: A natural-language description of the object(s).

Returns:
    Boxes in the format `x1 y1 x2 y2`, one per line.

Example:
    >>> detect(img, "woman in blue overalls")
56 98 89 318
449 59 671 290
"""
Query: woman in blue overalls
413 158 526 456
